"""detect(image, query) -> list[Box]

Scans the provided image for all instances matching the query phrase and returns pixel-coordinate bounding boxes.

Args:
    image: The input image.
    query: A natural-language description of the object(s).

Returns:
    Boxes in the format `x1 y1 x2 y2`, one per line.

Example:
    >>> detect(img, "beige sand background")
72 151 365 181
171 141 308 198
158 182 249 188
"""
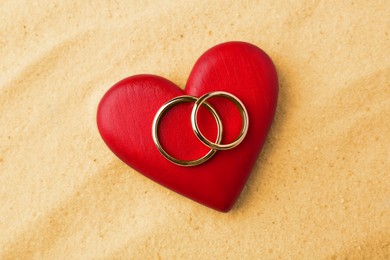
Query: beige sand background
0 0 389 259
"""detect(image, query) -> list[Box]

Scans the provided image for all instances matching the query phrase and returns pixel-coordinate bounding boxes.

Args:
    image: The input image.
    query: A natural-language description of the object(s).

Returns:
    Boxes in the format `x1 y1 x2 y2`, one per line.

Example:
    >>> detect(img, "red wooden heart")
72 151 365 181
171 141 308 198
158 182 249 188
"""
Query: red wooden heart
97 42 278 212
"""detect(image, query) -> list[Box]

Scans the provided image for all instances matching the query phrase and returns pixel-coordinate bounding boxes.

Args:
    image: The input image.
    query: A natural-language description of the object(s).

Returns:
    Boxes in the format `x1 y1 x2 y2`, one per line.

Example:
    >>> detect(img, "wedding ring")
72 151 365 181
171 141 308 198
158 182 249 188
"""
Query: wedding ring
191 91 249 150
152 95 223 167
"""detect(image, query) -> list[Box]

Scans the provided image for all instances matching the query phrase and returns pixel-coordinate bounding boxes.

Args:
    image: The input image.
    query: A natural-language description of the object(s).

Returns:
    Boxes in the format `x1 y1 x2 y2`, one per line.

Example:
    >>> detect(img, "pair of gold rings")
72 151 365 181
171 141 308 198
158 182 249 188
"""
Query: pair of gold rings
152 91 249 167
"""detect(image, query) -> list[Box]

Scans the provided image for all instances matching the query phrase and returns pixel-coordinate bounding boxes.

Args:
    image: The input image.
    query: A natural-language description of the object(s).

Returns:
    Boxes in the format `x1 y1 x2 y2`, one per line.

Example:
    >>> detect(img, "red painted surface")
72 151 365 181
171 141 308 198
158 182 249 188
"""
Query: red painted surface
97 42 278 212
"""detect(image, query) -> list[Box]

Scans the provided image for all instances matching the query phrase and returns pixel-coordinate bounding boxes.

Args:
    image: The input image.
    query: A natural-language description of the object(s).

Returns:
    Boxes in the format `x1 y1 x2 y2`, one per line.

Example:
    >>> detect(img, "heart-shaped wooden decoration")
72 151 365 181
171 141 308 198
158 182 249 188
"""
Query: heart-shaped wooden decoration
97 42 278 212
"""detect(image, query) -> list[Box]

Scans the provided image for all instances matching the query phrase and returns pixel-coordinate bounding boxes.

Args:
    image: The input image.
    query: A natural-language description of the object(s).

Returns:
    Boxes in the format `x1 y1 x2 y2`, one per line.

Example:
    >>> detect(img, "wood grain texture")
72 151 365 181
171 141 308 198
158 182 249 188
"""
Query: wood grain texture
97 42 278 211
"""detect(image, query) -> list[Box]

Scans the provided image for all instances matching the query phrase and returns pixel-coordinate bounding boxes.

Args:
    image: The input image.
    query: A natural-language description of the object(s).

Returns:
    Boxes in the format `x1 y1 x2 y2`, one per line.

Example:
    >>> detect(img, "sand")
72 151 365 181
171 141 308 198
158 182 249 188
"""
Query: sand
0 0 389 259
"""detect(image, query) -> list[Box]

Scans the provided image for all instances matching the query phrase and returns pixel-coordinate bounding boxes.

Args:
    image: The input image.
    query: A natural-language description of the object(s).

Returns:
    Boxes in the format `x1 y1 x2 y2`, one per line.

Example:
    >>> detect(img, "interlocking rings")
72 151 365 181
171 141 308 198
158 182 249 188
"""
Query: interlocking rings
152 91 249 167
